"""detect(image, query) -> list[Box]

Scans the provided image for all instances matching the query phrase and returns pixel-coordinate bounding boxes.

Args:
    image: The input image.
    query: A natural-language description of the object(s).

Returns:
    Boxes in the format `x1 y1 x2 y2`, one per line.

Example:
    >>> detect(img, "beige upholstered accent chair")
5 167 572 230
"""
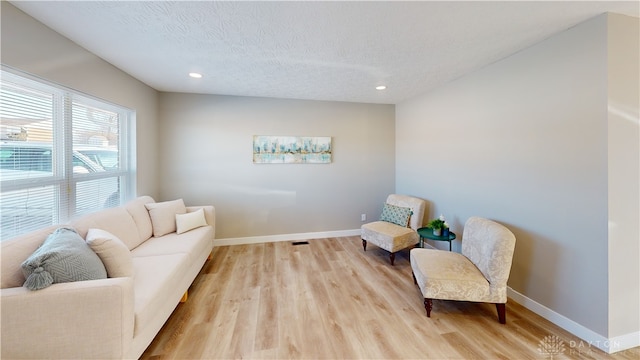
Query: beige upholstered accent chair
410 216 516 323
361 194 426 265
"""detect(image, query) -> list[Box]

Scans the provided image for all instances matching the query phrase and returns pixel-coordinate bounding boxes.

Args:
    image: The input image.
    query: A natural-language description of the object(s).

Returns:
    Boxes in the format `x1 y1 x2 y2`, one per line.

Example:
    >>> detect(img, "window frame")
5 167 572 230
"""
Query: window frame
0 66 136 240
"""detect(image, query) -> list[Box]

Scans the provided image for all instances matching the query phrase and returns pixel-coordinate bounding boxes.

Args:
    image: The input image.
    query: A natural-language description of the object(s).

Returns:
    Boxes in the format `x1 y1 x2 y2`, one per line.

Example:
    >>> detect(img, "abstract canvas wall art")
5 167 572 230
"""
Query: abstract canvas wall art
253 135 332 164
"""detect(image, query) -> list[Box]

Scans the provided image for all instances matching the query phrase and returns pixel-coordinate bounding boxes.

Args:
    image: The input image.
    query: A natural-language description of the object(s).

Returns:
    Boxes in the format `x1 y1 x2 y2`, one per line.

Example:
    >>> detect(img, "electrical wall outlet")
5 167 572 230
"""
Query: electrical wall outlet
361 214 366 221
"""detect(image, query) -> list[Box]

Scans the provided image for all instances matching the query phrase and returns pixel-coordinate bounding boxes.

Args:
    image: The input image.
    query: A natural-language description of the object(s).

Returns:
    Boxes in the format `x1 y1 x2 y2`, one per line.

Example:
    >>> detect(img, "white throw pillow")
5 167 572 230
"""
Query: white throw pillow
176 208 208 234
144 199 187 237
86 228 133 278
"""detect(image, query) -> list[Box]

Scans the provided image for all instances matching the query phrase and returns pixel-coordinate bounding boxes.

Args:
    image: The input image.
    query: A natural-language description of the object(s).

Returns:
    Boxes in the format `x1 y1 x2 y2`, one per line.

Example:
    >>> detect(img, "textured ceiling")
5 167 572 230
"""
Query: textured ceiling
10 1 639 105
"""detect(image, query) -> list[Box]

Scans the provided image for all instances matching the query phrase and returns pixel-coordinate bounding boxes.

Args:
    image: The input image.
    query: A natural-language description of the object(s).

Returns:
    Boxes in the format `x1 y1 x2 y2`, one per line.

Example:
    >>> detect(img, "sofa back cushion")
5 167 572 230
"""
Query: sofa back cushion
69 207 141 250
1 225 59 289
124 196 155 243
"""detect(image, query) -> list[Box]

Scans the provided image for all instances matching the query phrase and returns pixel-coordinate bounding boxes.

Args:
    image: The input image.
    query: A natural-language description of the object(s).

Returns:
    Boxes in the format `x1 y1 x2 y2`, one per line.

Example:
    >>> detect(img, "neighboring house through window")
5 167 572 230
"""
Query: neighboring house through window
0 67 135 240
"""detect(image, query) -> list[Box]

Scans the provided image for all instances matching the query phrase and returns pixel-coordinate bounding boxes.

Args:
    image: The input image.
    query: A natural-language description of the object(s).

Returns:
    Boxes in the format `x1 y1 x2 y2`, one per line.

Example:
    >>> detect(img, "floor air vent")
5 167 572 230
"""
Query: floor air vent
292 241 310 246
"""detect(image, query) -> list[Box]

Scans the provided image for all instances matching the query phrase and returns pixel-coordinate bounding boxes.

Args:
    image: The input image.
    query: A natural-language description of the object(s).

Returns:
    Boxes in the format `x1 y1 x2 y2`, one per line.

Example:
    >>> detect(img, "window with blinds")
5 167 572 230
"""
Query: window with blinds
0 68 135 241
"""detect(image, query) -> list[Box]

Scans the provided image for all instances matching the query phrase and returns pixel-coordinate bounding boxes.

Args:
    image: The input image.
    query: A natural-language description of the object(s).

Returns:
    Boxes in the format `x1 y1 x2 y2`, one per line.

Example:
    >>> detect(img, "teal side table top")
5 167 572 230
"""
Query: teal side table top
417 227 456 251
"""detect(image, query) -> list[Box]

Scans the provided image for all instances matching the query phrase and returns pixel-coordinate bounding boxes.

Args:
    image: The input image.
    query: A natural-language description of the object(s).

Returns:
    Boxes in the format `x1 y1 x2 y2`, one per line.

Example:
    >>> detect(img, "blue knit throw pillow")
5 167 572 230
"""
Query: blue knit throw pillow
380 203 413 227
21 227 107 290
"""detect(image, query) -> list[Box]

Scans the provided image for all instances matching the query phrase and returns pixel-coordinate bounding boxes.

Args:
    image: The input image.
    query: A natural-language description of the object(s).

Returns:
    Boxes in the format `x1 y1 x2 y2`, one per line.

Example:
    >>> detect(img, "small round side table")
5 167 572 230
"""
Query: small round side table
417 227 456 251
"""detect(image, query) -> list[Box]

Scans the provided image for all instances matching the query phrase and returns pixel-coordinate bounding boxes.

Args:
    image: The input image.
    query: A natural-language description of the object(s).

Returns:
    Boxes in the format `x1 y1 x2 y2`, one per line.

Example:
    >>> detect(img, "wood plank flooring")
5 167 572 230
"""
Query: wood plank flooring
141 236 639 359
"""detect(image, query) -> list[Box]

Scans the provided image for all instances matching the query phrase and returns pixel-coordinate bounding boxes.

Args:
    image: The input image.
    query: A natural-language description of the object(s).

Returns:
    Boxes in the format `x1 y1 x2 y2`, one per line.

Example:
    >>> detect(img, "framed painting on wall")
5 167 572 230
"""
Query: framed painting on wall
253 135 332 164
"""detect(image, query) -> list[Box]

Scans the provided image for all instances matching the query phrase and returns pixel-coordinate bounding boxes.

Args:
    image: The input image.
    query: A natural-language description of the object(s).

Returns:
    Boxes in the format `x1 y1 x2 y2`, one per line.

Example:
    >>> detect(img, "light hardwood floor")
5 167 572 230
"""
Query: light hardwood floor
141 236 639 359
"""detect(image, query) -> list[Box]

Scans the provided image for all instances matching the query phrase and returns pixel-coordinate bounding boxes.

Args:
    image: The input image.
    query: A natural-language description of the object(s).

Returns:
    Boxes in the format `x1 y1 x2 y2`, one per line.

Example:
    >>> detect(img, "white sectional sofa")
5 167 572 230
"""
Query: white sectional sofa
0 196 215 359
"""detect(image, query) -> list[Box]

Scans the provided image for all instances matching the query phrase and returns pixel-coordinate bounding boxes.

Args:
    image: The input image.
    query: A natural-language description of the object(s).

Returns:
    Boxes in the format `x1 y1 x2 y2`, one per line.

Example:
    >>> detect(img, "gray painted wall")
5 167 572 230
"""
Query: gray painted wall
607 13 640 338
1 2 160 199
396 14 639 339
158 93 395 239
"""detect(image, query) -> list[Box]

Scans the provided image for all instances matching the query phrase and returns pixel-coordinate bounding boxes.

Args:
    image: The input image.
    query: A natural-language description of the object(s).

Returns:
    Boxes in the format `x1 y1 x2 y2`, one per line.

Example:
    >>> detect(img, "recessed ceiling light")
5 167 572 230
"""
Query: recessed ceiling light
189 72 203 79
376 85 386 90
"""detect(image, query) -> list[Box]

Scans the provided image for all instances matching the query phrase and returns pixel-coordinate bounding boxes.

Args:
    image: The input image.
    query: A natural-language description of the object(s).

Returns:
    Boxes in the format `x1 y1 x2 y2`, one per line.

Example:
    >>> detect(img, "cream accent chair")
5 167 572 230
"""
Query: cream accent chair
410 216 516 323
361 194 426 265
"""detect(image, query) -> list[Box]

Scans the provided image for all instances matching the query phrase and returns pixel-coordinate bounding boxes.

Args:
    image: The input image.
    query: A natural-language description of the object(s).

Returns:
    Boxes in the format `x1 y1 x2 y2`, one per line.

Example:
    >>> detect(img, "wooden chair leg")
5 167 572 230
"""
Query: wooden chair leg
362 239 367 251
424 298 433 317
496 303 506 324
389 252 395 266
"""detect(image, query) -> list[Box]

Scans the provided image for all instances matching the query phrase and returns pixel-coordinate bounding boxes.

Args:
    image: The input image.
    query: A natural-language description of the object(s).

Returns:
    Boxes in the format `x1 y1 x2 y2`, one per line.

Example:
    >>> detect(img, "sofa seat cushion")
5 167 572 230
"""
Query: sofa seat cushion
131 253 191 336
410 248 494 302
361 220 418 253
130 226 213 262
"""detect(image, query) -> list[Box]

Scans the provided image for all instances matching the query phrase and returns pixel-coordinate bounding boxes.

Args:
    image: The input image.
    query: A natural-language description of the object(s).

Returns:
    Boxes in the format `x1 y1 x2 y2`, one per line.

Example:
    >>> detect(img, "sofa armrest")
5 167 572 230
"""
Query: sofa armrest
187 205 216 235
1 277 134 359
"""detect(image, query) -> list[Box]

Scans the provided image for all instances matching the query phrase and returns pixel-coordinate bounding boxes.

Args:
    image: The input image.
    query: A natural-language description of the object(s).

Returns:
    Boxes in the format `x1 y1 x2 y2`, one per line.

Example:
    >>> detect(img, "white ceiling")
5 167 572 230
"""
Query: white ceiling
10 1 639 105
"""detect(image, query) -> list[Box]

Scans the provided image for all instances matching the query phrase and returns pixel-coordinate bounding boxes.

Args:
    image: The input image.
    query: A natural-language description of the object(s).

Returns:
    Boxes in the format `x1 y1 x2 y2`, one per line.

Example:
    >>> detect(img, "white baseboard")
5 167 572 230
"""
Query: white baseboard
611 331 640 354
214 229 361 247
507 287 640 354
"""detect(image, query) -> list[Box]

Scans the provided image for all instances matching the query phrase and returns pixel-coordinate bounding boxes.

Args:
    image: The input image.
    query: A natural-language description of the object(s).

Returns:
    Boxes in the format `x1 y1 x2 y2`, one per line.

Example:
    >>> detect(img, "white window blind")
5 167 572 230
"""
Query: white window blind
0 68 135 240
